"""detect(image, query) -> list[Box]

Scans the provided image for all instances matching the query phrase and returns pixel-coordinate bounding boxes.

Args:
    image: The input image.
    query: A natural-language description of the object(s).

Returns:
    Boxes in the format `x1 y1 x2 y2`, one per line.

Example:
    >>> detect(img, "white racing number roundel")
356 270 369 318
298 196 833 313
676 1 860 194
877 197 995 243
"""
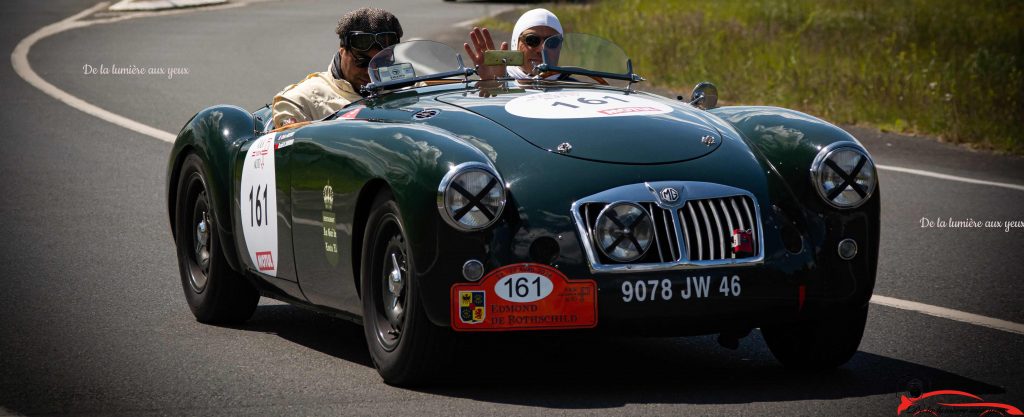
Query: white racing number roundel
494 273 554 303
504 91 673 119
240 133 278 276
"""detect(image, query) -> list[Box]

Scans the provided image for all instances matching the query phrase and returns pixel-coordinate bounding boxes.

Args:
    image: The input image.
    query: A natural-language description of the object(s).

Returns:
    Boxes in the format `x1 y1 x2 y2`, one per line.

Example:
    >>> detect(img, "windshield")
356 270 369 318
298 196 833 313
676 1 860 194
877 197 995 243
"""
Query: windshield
541 33 631 77
366 40 468 90
364 35 640 93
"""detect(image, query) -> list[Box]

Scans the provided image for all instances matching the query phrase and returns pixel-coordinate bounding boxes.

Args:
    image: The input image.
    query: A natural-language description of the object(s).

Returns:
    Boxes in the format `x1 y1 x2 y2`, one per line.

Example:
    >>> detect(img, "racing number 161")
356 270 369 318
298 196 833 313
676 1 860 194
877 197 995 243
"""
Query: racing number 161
551 95 629 109
248 184 269 227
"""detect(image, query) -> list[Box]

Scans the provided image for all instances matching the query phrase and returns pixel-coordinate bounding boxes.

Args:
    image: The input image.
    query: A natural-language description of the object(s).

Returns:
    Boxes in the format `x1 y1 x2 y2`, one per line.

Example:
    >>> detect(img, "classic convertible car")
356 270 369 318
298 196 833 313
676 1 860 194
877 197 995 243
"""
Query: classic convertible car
167 34 880 385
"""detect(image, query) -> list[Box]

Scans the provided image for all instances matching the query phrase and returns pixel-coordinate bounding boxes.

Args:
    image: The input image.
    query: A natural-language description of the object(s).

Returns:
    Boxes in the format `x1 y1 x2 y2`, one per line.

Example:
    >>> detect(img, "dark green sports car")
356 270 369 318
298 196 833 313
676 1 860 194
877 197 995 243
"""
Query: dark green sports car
167 34 879 385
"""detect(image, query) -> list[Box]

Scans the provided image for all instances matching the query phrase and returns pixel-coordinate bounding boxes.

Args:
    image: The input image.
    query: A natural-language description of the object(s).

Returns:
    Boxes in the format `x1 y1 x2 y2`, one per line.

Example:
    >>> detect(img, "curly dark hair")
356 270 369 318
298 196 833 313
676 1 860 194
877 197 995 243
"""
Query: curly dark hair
335 8 403 47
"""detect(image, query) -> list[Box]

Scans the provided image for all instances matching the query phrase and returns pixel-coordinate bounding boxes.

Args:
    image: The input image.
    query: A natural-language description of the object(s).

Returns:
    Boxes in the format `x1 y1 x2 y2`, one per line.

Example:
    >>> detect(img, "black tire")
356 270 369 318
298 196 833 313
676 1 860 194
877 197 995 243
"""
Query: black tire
361 189 454 386
761 304 868 370
174 154 259 324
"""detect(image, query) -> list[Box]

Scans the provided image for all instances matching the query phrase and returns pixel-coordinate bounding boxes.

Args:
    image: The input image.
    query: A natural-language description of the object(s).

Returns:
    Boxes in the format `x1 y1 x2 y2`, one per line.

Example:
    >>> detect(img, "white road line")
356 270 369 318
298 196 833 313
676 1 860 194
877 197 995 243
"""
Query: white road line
11 2 175 143
14 2 1024 340
878 164 1024 192
11 1 246 144
871 295 1024 336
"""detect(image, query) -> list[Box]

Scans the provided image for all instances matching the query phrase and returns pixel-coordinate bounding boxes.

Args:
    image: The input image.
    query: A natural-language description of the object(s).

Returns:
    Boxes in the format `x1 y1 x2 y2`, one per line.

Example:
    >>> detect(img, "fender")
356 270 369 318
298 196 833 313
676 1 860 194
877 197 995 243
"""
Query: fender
283 119 497 315
166 105 256 272
710 106 867 202
711 106 880 308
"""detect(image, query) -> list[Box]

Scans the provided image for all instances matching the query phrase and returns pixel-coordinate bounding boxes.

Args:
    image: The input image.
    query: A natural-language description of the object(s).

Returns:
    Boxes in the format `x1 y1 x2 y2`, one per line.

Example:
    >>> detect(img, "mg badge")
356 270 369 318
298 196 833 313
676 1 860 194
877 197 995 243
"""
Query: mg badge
660 187 679 203
701 135 716 146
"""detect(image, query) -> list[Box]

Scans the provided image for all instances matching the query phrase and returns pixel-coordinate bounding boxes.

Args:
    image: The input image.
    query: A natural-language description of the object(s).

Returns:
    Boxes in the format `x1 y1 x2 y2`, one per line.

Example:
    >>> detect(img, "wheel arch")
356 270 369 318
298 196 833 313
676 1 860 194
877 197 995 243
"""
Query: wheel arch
351 178 392 298
167 104 256 273
317 121 497 318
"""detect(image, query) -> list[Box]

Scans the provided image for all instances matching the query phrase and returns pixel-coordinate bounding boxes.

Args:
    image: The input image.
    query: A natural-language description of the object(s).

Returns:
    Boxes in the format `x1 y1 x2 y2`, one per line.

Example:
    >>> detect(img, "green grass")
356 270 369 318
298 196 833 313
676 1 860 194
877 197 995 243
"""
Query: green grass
482 0 1024 152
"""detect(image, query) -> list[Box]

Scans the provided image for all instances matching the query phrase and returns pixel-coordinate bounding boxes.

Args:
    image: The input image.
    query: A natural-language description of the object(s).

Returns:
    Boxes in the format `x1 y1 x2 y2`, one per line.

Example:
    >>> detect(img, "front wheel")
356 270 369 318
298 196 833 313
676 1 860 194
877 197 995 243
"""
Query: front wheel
361 189 454 386
761 304 868 370
174 154 259 324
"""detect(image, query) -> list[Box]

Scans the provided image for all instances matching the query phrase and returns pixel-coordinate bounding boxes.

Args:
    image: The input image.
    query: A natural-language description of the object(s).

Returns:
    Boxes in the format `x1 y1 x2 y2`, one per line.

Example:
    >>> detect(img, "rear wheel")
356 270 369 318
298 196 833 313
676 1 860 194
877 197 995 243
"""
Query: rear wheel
761 304 868 370
174 154 259 324
361 189 454 386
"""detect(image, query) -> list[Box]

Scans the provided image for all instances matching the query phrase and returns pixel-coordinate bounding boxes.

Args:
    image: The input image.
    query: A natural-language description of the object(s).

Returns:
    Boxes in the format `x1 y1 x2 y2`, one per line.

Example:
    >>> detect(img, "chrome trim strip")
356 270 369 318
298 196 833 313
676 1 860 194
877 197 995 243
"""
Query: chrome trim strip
571 181 765 274
687 203 702 260
707 200 726 259
730 198 745 230
647 203 665 263
740 196 756 253
675 207 687 261
698 200 714 260
663 207 677 261
719 199 735 259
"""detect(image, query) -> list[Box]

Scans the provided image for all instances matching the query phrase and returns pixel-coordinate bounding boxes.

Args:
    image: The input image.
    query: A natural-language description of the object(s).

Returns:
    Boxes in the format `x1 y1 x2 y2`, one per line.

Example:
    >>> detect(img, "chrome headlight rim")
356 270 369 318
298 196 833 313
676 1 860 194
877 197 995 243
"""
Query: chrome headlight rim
436 161 507 231
810 142 877 209
593 201 655 262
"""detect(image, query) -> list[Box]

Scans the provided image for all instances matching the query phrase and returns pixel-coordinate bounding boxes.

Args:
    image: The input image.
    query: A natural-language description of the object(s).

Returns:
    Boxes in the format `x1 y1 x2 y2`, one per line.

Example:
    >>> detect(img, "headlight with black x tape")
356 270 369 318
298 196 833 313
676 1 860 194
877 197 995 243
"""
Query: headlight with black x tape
810 142 877 209
594 202 654 262
437 162 507 231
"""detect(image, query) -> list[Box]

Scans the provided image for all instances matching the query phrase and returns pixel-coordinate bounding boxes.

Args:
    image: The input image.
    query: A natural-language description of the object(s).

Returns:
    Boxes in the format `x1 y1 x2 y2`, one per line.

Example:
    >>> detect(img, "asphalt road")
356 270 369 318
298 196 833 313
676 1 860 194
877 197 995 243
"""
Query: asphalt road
1 1 1022 415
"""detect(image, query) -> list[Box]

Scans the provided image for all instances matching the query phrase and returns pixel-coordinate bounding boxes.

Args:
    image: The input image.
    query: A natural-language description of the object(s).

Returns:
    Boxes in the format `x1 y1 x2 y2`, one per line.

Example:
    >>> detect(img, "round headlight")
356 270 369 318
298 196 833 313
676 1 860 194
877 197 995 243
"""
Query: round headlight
594 202 654 262
437 162 506 231
810 143 877 209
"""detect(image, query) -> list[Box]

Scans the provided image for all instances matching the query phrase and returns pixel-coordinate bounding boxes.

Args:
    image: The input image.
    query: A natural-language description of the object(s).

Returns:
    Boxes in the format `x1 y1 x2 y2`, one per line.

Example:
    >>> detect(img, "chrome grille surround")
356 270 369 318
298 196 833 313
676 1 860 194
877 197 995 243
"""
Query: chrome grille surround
571 181 765 274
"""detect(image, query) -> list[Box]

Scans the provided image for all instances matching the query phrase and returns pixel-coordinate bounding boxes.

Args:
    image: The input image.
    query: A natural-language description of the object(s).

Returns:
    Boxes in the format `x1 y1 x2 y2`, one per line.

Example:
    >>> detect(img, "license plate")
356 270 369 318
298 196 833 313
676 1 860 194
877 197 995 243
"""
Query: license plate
620 275 742 303
450 263 597 331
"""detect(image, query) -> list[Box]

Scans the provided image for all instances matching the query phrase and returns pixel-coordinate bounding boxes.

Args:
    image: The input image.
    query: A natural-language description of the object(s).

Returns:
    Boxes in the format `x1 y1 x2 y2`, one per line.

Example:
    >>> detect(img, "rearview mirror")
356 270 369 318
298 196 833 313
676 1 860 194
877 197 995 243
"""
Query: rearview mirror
483 50 524 66
689 82 718 110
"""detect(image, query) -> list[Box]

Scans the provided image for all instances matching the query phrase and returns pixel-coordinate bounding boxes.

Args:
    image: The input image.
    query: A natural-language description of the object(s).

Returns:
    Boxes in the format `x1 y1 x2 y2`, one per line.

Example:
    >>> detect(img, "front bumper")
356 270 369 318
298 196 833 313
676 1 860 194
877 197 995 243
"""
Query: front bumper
416 189 879 336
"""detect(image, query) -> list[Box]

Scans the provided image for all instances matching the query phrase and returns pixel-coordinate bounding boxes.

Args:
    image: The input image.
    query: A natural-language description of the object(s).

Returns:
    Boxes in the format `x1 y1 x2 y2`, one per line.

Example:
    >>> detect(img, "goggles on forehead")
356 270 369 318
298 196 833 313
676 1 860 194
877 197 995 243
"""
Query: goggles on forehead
344 31 399 52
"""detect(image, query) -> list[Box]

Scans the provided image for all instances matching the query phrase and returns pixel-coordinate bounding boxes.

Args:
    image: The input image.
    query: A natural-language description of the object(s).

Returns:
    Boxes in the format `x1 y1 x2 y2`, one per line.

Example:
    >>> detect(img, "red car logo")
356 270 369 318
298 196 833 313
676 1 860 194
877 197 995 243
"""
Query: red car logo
255 251 275 271
897 390 1023 416
731 228 753 256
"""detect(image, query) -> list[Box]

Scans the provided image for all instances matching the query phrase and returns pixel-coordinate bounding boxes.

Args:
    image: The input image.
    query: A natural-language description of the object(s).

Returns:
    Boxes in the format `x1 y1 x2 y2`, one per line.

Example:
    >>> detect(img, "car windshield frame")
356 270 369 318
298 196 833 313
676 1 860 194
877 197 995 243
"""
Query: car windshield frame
361 34 645 96
361 40 474 95
534 33 645 84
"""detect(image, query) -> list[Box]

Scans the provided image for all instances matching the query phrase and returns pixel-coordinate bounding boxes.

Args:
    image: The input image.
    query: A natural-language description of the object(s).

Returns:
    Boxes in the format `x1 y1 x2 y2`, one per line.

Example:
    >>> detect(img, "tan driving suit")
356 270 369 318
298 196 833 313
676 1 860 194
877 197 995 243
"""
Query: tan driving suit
272 62 362 128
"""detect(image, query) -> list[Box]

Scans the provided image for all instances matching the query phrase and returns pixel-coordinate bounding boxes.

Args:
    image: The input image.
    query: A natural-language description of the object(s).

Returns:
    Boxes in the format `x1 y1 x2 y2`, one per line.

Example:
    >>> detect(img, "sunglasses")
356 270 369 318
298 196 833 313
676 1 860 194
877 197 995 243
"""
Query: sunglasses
520 34 561 49
345 31 399 52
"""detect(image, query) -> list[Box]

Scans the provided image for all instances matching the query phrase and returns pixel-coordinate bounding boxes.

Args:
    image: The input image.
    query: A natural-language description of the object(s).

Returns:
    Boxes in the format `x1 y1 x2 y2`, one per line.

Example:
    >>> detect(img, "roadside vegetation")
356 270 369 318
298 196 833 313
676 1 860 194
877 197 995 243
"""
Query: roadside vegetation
481 0 1023 152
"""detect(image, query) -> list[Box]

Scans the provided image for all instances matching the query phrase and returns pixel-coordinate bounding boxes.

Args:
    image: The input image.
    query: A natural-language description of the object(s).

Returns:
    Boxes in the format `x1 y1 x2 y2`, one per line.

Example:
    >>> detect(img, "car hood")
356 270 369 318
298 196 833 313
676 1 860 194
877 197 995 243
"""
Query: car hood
435 88 722 164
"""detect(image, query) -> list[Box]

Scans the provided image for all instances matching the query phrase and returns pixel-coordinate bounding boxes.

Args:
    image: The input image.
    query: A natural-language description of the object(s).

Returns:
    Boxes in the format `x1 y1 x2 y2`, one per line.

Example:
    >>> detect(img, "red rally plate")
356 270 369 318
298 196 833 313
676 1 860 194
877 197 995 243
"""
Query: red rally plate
451 263 597 331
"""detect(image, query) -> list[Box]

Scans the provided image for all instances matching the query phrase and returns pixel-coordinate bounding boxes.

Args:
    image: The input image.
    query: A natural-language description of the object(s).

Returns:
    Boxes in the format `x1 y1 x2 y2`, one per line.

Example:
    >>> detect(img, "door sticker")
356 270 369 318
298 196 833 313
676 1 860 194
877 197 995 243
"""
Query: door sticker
322 180 339 266
240 132 278 276
504 91 673 119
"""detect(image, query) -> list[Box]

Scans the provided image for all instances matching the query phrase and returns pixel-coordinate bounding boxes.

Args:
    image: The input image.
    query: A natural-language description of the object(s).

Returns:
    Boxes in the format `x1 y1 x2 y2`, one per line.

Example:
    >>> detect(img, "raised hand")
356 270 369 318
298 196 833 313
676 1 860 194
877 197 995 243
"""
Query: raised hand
463 27 509 80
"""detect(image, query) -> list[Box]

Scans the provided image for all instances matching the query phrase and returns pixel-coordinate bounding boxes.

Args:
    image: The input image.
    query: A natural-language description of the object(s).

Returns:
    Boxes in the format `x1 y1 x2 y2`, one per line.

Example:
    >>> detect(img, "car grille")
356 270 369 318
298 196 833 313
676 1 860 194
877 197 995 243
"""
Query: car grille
571 182 764 273
679 196 759 261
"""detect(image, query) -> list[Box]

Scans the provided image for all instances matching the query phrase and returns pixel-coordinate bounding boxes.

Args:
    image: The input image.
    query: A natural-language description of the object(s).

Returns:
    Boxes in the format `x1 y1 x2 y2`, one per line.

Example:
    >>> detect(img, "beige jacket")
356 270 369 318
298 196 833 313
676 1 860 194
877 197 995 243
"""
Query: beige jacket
272 65 362 128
